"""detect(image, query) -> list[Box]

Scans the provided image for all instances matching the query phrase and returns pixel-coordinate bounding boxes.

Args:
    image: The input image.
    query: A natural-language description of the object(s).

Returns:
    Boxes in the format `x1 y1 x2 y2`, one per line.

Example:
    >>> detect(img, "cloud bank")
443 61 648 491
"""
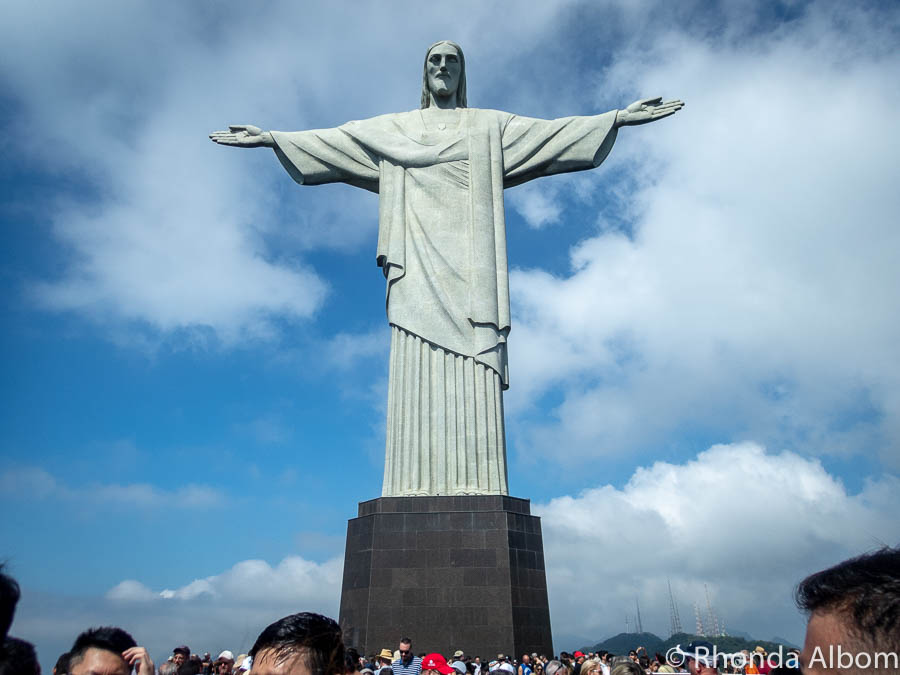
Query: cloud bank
14 443 899 661
506 3 900 470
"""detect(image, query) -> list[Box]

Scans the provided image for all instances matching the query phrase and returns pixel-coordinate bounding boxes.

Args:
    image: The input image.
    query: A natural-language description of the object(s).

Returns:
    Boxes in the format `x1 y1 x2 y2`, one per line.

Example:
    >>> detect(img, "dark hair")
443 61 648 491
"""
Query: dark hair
345 648 361 673
399 638 412 646
249 613 344 675
54 652 71 675
178 659 203 675
69 627 137 667
0 637 40 675
0 565 20 641
420 41 467 109
796 546 900 652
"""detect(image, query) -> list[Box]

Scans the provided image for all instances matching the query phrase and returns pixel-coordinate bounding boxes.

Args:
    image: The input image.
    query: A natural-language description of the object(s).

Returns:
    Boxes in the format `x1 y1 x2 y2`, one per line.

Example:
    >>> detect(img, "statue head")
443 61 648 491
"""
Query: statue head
420 40 467 109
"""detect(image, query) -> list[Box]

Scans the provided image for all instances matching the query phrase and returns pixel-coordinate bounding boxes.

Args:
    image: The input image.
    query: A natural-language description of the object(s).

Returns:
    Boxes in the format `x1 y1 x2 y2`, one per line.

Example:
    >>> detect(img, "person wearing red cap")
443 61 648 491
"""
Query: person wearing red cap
571 653 585 675
421 654 455 675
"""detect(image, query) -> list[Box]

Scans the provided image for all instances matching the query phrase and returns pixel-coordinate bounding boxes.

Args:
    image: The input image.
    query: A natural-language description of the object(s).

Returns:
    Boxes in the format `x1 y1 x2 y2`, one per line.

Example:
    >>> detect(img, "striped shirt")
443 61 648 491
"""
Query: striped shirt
393 656 423 675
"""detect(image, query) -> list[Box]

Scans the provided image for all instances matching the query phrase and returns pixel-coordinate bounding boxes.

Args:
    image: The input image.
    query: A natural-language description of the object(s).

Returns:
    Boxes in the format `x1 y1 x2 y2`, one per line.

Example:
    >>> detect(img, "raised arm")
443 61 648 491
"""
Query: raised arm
209 124 275 148
615 97 684 127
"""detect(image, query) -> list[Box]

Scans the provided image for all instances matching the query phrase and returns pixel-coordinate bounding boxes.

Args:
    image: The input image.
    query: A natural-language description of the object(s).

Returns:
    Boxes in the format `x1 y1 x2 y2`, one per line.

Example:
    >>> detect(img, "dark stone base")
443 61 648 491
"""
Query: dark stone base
338 495 553 659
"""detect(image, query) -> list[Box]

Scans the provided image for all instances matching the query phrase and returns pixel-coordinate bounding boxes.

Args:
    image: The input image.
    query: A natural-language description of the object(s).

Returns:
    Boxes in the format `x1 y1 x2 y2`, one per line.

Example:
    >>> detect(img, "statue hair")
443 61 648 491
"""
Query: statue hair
421 40 467 109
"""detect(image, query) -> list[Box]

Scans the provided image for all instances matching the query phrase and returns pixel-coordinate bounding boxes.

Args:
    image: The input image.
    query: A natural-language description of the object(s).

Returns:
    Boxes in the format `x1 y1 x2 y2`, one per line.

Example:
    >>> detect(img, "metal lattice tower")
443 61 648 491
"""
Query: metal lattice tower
693 602 705 636
635 598 644 634
667 578 683 637
705 584 721 636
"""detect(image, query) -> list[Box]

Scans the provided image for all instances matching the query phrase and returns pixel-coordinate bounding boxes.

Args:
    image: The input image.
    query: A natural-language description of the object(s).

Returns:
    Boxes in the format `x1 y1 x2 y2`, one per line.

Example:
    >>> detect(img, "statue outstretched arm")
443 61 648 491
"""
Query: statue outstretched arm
615 97 684 127
209 124 275 148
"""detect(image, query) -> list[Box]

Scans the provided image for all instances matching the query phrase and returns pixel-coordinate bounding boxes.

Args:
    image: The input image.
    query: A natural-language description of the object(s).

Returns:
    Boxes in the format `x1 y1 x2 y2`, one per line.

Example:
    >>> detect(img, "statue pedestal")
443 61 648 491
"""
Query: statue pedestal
338 495 553 658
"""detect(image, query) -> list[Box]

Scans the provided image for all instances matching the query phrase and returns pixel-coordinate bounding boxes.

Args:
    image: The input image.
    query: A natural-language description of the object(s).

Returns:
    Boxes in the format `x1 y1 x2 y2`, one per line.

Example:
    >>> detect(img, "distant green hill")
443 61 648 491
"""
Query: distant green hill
659 633 793 656
588 632 664 655
587 632 795 658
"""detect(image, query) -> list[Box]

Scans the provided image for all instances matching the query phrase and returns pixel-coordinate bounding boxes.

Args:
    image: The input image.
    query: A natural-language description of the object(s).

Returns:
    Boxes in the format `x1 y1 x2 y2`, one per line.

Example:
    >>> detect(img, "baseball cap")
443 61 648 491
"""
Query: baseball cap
451 661 467 675
173 647 191 657
422 654 455 675
669 641 717 668
217 652 235 663
573 652 585 659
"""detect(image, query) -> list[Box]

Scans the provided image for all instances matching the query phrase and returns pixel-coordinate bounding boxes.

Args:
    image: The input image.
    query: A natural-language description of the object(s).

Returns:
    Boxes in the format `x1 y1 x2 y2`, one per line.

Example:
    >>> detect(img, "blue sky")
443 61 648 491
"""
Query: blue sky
2 0 900 670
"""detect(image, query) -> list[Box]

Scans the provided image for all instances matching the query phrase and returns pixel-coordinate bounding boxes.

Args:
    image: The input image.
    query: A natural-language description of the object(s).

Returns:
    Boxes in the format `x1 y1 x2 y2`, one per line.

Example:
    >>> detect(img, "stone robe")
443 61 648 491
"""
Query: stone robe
270 108 618 496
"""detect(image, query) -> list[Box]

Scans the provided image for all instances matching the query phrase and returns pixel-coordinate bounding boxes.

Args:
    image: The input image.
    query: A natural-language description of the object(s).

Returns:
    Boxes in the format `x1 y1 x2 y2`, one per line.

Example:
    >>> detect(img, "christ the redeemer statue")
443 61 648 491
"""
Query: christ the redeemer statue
210 41 682 498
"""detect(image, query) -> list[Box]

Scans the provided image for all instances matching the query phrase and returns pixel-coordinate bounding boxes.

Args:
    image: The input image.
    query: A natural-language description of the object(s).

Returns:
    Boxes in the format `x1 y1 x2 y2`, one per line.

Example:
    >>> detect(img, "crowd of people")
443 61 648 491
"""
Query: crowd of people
2 547 898 675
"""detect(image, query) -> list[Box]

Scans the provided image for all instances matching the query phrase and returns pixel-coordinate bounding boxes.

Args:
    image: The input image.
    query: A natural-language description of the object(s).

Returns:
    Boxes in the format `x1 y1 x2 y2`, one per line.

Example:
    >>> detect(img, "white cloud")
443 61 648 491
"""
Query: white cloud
324 329 390 372
0 466 222 510
537 442 900 646
16 555 343 671
507 182 563 229
16 444 899 660
1 0 591 347
507 3 900 468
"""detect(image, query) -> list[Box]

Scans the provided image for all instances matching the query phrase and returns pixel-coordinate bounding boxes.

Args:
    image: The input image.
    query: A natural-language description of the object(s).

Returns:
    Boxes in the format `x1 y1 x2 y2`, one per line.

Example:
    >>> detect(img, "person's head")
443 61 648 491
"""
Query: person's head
796 546 900 674
377 650 393 667
543 661 568 675
521 656 530 666
68 627 138 675
249 613 345 675
421 654 454 675
0 637 41 675
173 648 190 668
178 659 202 675
216 652 236 675
668 642 717 675
420 41 467 109
397 640 412 665
344 649 361 675
609 662 643 675
578 660 600 675
0 565 20 642
53 651 71 675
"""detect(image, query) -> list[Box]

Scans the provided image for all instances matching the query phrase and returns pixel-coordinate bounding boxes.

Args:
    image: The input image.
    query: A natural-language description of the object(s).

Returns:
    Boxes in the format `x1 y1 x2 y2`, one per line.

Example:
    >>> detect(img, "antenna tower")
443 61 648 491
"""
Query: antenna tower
667 578 683 636
704 584 721 636
693 602 705 636
635 598 644 634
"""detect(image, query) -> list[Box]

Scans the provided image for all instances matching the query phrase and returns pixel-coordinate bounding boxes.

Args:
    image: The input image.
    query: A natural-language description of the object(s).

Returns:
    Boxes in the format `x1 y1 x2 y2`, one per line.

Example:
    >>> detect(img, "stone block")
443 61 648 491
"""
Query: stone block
339 495 552 658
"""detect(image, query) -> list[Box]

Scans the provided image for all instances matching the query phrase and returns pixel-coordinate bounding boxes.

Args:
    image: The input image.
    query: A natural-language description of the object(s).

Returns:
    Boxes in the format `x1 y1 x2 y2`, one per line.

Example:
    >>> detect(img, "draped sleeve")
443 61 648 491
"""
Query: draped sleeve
270 124 381 194
500 111 619 188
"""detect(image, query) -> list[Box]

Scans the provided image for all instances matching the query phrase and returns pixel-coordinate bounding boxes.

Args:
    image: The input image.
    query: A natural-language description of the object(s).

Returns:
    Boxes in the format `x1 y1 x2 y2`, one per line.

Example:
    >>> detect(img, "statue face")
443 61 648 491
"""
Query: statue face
426 42 461 100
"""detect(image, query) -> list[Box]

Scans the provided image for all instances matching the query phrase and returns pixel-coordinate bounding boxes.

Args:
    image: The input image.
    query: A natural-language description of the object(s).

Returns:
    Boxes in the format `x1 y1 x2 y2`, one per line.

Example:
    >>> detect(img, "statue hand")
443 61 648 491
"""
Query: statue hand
615 97 684 127
209 124 274 148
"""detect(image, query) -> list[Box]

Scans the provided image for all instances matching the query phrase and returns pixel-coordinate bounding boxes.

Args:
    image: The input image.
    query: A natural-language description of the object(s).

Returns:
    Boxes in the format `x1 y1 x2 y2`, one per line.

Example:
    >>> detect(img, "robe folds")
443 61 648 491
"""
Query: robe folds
271 108 618 496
